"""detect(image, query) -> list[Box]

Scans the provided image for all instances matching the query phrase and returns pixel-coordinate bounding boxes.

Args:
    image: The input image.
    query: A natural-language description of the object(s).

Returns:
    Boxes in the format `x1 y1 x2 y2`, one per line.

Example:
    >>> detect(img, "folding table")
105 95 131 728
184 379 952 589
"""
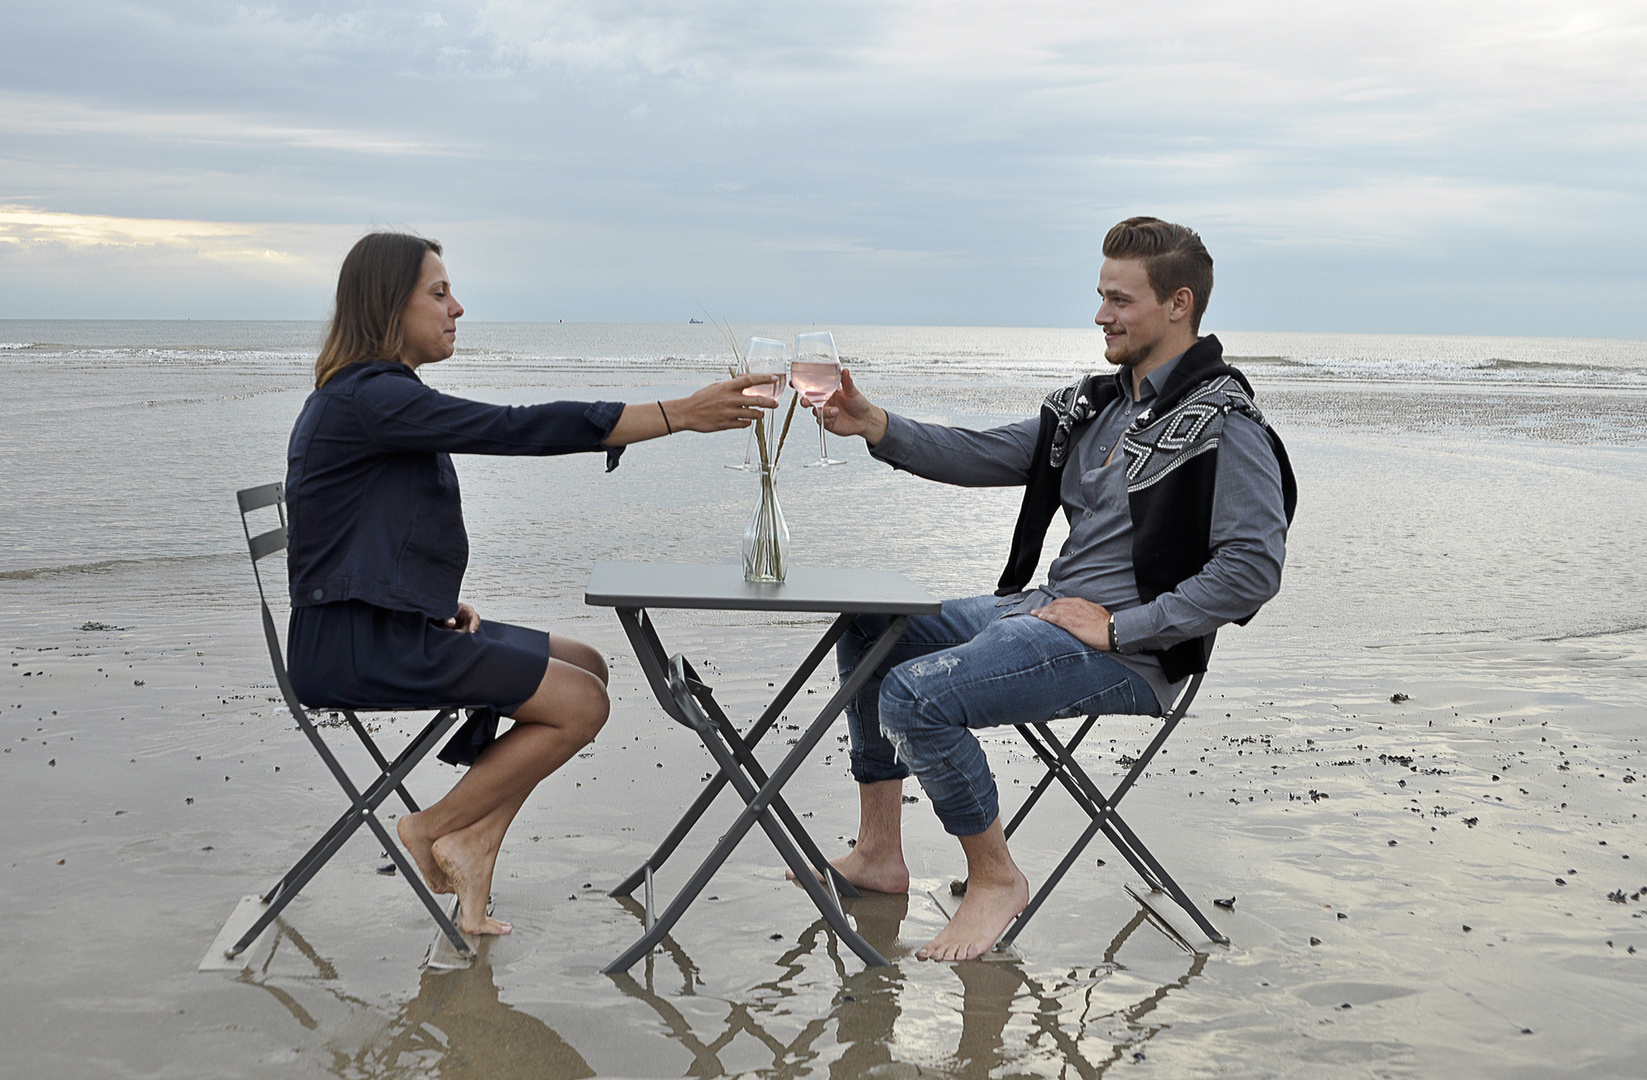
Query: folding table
585 562 941 974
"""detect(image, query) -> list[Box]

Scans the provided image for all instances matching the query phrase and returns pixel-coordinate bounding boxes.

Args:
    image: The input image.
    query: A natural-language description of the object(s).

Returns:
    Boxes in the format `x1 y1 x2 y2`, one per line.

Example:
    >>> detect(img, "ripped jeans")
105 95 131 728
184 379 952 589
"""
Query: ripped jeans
839 593 1160 837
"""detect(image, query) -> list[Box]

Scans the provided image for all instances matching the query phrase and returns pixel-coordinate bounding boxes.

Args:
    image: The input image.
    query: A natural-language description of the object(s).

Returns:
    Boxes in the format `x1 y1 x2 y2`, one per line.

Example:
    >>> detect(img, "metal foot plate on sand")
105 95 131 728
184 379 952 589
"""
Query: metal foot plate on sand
198 895 272 972
423 899 477 970
1124 884 1210 955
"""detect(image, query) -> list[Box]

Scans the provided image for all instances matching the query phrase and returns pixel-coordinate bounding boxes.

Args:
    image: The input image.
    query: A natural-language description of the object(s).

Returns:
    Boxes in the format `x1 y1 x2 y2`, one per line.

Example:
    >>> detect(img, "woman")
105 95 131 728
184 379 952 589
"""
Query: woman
284 232 771 935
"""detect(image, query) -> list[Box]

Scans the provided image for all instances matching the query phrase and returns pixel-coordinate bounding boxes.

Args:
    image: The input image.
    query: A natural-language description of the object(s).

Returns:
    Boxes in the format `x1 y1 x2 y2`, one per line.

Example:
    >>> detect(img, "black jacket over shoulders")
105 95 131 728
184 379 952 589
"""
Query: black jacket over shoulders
285 361 624 619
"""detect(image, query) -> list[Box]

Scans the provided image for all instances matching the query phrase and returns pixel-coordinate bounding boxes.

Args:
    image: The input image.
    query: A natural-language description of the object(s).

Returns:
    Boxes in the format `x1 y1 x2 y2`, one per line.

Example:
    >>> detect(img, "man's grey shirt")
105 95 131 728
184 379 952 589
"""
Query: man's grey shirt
869 356 1288 709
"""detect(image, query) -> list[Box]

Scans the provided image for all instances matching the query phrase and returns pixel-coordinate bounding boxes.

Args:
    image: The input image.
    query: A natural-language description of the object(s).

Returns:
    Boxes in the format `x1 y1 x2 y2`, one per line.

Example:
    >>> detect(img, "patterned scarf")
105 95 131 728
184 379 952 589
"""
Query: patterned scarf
1043 372 1115 468
1122 375 1270 493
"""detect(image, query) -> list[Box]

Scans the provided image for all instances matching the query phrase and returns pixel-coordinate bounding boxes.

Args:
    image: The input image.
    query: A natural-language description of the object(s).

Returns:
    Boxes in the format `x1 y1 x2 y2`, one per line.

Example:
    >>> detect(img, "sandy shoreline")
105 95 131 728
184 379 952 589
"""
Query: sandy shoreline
4 584 1646 1076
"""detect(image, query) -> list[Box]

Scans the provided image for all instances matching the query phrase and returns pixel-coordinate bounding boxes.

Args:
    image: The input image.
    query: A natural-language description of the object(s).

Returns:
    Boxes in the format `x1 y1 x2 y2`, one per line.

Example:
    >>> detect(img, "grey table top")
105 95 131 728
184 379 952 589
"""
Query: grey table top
585 562 943 615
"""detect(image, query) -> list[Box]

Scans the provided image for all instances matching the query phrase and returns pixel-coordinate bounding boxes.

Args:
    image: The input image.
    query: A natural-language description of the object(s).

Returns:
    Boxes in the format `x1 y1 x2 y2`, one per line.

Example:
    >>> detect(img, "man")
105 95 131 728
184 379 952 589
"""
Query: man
813 217 1297 961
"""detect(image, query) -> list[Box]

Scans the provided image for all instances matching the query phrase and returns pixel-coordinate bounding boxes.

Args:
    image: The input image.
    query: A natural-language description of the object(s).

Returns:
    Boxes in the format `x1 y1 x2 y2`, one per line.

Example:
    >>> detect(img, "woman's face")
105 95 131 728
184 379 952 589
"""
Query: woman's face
399 251 464 369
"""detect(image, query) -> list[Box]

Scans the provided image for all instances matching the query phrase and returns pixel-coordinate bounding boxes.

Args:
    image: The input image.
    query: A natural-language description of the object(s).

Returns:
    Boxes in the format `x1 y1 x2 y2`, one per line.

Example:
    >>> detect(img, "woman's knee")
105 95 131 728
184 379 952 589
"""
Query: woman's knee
566 671 610 742
515 663 609 741
551 636 608 686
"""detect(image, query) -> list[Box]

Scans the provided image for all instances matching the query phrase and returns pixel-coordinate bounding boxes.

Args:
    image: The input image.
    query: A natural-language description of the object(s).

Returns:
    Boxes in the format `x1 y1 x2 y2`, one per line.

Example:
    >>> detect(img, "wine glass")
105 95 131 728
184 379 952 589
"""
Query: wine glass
790 331 844 466
736 337 787 468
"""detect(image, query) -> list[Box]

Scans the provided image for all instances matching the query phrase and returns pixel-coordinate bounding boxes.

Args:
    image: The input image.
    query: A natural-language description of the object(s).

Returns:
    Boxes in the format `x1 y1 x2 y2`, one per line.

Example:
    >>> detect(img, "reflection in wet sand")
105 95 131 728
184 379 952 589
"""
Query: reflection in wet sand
238 921 593 1079
611 890 1202 1077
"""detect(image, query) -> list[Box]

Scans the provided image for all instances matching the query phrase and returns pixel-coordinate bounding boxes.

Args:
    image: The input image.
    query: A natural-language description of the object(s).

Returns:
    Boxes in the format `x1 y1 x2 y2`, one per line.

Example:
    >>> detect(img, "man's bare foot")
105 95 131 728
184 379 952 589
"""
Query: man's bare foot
396 812 451 894
917 867 1029 961
432 830 511 935
786 846 910 894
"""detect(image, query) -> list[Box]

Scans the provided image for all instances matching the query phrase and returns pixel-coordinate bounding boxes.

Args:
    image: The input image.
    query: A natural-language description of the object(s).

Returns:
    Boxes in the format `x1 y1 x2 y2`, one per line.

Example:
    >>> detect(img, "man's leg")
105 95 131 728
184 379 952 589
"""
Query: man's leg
822 594 1015 892
877 612 1158 959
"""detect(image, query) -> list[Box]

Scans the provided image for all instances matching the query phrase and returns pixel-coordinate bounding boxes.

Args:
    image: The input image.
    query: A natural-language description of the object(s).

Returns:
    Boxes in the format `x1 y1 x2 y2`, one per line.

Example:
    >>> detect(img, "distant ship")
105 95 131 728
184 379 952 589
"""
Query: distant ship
688 318 703 324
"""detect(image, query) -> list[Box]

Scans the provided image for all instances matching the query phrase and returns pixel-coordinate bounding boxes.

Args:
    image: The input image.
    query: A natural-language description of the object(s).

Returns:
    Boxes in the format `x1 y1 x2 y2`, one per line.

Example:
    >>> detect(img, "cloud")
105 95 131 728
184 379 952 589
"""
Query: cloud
1 1 1644 330
0 93 457 156
471 0 883 77
0 205 352 276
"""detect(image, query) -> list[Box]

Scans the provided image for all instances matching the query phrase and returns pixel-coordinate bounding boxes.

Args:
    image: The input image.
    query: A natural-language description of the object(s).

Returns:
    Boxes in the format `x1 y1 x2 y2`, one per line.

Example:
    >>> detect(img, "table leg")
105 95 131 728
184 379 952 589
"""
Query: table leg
602 615 911 974
680 659 863 900
610 610 857 898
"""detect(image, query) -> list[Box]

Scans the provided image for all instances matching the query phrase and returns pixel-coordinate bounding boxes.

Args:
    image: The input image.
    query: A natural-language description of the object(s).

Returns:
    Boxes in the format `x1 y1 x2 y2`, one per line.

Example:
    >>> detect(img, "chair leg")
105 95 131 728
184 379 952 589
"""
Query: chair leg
1037 725 1230 947
1003 716 1099 841
234 805 371 956
359 810 471 958
1000 812 1107 947
1000 709 1229 949
344 710 424 814
232 708 466 958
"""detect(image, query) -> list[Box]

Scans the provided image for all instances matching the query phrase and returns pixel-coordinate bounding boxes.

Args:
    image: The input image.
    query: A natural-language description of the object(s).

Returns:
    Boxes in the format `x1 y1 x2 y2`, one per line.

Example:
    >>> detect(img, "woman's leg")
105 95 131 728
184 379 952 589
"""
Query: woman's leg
398 634 610 934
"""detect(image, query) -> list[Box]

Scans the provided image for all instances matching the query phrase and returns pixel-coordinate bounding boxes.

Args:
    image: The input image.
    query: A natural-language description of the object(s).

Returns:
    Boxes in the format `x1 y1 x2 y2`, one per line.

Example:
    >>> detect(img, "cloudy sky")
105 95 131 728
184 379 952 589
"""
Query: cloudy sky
2 1 1643 334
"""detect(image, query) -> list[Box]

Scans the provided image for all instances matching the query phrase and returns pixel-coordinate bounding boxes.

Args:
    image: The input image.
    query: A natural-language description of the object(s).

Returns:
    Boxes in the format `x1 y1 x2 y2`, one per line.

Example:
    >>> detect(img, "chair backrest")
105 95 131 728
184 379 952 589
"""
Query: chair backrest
237 482 287 599
1163 670 1204 725
235 483 305 717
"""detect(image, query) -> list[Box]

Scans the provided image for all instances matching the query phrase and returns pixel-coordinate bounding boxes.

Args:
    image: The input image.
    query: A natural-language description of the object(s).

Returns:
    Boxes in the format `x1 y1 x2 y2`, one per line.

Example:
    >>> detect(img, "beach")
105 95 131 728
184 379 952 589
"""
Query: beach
3 321 1646 1077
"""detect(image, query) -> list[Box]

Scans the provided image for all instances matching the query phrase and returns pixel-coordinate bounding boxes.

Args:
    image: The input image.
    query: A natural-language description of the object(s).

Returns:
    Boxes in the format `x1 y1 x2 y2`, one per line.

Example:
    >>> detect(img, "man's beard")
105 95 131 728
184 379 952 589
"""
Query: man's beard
1104 334 1150 368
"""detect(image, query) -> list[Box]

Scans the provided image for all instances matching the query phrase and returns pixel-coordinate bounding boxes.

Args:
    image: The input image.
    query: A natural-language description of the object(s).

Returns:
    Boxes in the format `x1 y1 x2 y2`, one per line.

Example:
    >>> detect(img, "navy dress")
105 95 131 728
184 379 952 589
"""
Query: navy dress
284 360 625 764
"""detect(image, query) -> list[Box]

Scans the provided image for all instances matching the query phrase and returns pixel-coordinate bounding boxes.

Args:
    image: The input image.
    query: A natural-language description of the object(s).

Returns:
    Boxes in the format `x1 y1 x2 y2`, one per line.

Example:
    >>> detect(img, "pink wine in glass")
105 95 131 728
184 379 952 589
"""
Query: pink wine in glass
788 361 841 405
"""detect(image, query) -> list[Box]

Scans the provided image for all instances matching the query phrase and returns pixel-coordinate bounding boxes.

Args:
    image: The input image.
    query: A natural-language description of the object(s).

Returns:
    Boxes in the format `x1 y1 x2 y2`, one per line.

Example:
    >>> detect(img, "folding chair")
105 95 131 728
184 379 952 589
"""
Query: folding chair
216 482 475 964
998 671 1229 948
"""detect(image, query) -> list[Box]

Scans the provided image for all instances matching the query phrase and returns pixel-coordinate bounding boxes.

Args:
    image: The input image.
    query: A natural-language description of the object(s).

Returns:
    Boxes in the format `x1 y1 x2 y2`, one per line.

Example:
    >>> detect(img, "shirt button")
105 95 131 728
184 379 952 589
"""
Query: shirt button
310 589 325 601
1084 511 1092 519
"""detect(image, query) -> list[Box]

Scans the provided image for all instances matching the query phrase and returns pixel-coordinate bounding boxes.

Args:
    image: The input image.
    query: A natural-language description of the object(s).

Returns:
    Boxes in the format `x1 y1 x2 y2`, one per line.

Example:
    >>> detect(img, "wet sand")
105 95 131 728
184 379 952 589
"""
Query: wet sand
4 355 1647 1076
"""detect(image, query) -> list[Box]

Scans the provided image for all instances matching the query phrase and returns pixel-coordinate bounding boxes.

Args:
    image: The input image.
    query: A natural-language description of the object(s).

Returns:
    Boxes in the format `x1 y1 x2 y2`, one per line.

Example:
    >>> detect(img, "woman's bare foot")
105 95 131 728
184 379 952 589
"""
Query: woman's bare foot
786 846 910 894
396 812 451 894
432 830 511 935
917 868 1028 961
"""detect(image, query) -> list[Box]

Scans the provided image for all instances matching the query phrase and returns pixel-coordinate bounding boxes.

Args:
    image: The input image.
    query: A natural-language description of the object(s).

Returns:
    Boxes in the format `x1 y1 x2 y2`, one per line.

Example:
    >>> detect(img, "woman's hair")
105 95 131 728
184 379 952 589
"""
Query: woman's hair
314 232 443 388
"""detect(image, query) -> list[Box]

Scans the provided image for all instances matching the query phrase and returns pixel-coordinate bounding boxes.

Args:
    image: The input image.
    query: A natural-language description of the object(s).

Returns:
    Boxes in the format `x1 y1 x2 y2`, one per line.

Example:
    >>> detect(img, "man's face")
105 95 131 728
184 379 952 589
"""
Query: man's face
1094 257 1171 368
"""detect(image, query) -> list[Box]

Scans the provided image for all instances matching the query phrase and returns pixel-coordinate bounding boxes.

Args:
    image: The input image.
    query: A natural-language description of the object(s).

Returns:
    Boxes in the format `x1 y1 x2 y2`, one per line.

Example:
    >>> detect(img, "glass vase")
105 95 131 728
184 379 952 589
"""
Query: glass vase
742 464 789 583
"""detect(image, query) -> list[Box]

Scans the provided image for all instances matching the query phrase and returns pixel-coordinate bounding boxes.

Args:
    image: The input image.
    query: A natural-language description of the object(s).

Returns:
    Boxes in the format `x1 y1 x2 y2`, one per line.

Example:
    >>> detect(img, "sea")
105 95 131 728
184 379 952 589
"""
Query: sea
4 320 1646 644
3 320 1647 1078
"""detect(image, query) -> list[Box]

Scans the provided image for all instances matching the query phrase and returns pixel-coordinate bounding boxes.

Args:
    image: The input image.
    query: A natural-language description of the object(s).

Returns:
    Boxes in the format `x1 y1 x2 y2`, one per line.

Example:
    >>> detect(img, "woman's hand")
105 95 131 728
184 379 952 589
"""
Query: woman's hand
815 368 888 446
671 373 777 432
443 602 481 633
1031 597 1113 650
603 373 776 446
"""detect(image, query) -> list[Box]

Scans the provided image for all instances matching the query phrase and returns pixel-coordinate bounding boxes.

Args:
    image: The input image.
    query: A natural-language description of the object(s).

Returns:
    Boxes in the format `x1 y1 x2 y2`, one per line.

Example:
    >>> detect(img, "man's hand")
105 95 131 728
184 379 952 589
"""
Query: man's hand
443 602 481 633
1032 597 1113 651
815 368 888 446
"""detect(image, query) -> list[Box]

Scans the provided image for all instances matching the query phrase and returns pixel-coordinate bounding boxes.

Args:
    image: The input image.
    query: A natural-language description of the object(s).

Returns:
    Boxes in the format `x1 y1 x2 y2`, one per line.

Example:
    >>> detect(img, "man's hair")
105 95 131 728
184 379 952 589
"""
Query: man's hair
1102 217 1213 333
314 232 442 388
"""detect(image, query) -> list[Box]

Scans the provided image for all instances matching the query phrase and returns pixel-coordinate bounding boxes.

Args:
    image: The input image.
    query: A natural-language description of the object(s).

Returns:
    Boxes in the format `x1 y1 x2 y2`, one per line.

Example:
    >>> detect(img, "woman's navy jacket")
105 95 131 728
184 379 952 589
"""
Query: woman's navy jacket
285 361 624 619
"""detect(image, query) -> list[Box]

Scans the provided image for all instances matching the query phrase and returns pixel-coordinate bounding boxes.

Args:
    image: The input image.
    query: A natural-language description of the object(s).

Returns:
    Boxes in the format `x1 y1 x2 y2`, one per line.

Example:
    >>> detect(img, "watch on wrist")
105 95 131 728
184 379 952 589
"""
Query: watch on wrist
1107 614 1119 652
